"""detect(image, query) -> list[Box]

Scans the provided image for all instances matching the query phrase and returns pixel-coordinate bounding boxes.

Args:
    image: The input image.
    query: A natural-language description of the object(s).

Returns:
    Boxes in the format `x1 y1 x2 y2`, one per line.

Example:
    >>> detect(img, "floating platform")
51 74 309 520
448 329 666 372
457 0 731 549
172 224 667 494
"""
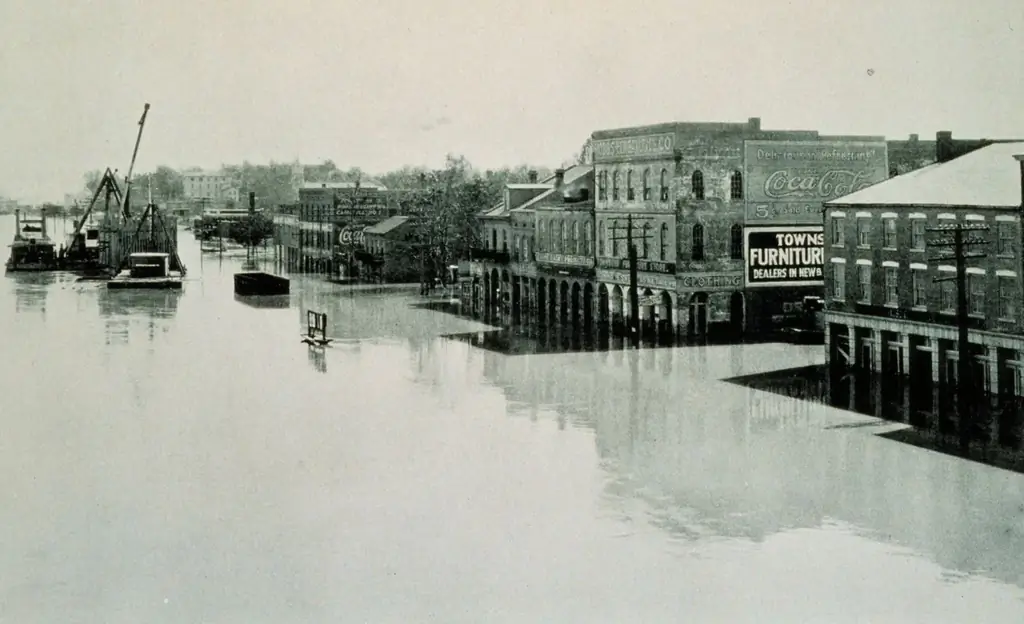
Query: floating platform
234 271 290 296
107 270 183 290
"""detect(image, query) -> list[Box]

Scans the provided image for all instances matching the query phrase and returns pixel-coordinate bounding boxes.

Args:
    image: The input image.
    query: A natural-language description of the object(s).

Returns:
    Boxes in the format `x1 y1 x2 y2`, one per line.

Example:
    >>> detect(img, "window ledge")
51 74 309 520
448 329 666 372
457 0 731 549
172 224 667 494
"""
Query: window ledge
857 245 870 249
912 305 928 311
910 248 925 253
884 303 899 308
998 317 1016 323
882 246 897 251
968 313 985 319
997 253 1016 259
939 310 955 315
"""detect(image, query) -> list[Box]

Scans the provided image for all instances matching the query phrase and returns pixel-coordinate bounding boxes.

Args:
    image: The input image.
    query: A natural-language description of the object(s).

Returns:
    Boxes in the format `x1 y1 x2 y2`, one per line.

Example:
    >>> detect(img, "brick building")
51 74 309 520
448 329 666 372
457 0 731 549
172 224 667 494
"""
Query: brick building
590 118 887 338
822 142 1024 401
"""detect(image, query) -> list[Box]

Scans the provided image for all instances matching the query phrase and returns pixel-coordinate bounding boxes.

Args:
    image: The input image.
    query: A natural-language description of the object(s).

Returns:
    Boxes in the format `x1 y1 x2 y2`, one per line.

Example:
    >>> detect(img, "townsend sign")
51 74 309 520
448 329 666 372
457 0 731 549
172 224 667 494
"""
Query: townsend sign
745 226 824 288
744 140 888 225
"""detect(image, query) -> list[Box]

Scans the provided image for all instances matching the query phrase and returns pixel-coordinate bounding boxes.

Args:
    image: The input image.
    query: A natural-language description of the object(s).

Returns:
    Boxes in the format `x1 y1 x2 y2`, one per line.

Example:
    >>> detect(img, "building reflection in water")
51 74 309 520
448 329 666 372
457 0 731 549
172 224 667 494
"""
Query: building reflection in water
234 294 292 310
97 289 181 346
11 272 56 315
473 346 1024 590
726 364 1024 474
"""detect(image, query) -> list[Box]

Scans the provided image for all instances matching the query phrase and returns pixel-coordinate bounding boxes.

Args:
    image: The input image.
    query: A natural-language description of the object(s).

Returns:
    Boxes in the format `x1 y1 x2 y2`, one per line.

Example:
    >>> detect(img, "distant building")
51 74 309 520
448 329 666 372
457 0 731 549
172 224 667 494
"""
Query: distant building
886 131 1024 177
182 169 236 201
822 142 1024 399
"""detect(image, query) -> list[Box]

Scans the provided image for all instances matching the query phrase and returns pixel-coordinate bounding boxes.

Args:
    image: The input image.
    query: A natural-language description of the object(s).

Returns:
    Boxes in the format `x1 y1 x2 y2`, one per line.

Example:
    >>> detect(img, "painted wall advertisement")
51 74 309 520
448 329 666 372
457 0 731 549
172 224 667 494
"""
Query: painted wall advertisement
745 226 824 288
744 140 888 224
592 133 675 162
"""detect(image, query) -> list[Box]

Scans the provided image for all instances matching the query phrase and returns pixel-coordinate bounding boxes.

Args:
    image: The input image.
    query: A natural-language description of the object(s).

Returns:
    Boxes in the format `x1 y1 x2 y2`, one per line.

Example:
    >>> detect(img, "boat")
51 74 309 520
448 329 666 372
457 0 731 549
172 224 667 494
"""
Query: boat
107 252 183 290
6 209 58 272
60 213 104 272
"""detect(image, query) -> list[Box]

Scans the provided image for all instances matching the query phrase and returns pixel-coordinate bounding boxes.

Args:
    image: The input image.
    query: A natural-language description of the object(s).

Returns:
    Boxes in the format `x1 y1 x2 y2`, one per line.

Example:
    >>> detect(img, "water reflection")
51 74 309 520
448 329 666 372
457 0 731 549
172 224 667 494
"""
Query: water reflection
234 294 292 310
307 344 327 373
98 289 181 320
726 364 1024 475
10 272 57 314
470 345 1024 590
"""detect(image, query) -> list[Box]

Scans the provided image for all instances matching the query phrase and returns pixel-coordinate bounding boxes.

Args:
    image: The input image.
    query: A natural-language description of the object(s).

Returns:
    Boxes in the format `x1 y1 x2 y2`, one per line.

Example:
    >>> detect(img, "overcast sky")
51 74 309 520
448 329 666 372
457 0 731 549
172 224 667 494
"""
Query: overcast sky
1 0 1022 203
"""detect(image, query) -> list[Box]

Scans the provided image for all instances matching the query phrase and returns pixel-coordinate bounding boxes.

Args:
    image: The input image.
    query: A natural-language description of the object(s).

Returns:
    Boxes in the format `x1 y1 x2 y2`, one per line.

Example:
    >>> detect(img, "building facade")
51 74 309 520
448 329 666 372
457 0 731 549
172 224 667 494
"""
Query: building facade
182 169 237 202
822 142 1024 401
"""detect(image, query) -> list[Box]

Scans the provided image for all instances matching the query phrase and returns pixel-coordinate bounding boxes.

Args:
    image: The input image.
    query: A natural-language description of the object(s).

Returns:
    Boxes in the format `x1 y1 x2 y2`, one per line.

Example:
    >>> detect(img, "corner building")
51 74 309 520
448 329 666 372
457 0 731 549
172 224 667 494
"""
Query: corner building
822 142 1024 399
592 117 883 337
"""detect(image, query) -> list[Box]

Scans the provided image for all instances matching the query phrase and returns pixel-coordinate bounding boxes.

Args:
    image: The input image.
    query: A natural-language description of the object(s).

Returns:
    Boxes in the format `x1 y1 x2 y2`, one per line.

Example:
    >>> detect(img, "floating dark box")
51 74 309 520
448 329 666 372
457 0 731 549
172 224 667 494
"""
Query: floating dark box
234 272 290 296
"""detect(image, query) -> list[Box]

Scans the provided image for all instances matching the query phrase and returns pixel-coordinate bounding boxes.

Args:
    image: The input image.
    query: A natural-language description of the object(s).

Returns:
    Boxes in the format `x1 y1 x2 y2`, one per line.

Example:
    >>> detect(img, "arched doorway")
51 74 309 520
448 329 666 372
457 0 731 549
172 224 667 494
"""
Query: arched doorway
559 281 570 325
537 278 547 325
483 272 491 310
548 280 557 324
571 282 582 328
511 277 521 323
583 282 594 331
659 291 674 344
597 284 610 329
610 285 624 331
729 291 745 335
490 268 500 315
640 288 656 339
688 292 708 337
501 270 510 318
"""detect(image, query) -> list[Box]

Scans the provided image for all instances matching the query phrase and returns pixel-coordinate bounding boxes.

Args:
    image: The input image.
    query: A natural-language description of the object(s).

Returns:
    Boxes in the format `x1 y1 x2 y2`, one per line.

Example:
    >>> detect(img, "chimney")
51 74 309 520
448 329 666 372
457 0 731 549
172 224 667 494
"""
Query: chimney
554 168 566 189
748 117 761 131
909 133 918 142
936 131 954 163
1015 154 1024 208
14 208 20 236
527 170 538 183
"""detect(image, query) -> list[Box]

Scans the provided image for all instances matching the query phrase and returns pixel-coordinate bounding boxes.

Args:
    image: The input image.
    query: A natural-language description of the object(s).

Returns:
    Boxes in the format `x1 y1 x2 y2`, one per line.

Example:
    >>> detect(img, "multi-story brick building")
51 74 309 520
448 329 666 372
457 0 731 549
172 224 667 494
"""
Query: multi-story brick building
822 142 1024 400
886 131 1024 177
590 118 887 339
182 169 237 202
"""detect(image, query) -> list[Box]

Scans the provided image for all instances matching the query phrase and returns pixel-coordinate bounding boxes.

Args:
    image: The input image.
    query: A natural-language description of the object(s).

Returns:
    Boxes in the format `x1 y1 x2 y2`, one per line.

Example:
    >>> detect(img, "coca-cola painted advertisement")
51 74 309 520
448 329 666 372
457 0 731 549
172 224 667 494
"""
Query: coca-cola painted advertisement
744 140 888 225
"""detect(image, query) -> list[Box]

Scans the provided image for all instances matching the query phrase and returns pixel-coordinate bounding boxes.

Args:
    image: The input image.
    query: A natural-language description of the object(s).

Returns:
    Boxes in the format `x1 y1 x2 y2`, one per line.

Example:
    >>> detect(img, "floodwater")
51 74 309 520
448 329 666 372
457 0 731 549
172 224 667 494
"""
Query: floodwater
3 215 1024 623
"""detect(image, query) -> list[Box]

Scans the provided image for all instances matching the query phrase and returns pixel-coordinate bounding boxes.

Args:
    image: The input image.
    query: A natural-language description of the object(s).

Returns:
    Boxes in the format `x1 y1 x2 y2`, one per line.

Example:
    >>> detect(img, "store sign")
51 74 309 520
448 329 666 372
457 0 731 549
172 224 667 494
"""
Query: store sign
745 226 825 288
593 133 675 161
597 257 675 274
744 140 888 224
678 272 743 292
596 269 675 290
337 226 367 246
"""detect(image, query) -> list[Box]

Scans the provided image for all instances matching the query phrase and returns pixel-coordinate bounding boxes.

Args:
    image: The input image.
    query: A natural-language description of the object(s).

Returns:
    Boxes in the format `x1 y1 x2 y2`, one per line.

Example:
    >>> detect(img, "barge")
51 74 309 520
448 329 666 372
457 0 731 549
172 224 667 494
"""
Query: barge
107 252 183 290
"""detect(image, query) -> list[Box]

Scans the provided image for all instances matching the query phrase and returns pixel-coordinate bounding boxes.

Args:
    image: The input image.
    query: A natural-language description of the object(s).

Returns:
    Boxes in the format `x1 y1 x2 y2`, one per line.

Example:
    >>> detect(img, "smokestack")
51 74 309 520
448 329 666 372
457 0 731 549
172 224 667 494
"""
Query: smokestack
527 170 538 183
248 191 256 214
909 134 919 142
40 209 46 239
14 209 20 237
554 168 566 189
748 117 761 131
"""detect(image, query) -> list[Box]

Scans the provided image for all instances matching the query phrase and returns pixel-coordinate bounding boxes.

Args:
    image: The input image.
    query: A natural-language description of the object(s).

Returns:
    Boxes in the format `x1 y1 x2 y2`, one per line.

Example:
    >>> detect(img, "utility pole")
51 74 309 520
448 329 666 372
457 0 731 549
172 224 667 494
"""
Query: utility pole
608 213 654 349
927 221 989 455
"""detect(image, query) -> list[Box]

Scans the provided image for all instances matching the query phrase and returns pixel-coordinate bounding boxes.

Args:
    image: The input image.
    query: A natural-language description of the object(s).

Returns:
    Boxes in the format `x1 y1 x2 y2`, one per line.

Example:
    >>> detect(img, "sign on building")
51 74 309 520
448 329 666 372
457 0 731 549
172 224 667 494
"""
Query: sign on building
337 226 366 247
745 226 824 288
744 140 888 224
592 133 675 162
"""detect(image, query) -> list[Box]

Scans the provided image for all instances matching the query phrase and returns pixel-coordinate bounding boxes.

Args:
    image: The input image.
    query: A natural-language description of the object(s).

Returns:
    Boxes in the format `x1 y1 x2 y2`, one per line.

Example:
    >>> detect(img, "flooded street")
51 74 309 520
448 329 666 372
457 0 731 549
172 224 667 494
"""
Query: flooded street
4 214 1024 622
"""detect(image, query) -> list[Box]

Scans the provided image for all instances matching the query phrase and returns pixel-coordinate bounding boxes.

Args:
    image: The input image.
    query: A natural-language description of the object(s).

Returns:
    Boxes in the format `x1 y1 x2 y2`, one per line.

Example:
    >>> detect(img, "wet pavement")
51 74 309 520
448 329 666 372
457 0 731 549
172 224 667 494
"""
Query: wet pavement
4 214 1024 622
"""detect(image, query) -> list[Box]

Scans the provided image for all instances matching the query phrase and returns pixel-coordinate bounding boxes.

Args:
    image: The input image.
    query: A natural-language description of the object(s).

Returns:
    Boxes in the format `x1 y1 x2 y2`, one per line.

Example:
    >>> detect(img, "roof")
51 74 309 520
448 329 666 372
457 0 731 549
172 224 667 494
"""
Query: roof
511 165 594 213
827 142 1024 208
301 180 387 191
364 215 411 235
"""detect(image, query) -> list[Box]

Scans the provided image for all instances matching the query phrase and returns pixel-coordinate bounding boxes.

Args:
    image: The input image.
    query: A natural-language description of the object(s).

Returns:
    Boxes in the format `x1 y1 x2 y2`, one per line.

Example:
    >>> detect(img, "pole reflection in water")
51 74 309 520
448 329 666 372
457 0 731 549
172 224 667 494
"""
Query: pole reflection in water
307 344 327 374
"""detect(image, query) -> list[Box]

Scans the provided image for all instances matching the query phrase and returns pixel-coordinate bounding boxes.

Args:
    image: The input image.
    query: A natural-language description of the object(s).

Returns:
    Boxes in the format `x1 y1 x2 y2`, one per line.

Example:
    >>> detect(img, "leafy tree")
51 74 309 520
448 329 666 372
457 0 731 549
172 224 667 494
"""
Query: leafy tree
226 213 274 246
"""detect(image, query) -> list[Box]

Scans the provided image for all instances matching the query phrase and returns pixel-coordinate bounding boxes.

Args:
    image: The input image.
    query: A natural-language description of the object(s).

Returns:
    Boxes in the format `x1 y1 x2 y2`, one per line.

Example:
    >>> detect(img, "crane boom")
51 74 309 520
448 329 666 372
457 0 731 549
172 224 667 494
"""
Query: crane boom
122 103 150 220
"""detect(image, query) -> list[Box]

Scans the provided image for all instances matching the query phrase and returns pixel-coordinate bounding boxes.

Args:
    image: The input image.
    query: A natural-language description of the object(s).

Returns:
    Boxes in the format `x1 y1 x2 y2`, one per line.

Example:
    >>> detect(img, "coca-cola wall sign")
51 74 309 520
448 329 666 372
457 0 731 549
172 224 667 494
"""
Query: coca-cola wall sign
744 140 888 225
744 226 825 288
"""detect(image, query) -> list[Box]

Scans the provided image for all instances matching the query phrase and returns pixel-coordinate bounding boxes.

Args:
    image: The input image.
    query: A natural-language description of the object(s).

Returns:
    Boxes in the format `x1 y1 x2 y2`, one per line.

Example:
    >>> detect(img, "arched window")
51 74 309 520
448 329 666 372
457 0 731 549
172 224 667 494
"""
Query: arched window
660 169 669 201
730 224 743 260
528 236 535 260
571 221 580 254
642 169 651 201
610 222 620 257
598 171 607 200
538 220 546 251
584 221 593 256
660 223 669 261
692 170 705 200
730 170 743 200
691 223 705 261
559 220 567 252
612 172 620 200
598 221 606 256
513 234 520 260
491 229 497 249
502 230 508 252
548 219 556 252
627 170 635 201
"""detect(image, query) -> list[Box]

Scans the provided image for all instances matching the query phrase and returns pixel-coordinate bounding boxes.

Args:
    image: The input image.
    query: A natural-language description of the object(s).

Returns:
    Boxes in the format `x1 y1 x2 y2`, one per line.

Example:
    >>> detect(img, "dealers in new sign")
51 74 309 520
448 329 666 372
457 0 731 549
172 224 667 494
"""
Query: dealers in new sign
745 227 825 287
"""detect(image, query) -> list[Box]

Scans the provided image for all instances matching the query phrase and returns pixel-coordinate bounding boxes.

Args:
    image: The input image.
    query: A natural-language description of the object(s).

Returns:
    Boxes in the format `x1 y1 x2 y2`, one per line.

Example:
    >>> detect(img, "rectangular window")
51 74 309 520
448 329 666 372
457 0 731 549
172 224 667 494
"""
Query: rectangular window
832 264 845 300
940 279 956 312
884 266 898 305
911 220 925 250
858 264 871 303
998 222 1015 256
999 276 1016 319
912 269 927 307
831 217 844 246
857 218 871 247
883 218 897 248
969 273 985 316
